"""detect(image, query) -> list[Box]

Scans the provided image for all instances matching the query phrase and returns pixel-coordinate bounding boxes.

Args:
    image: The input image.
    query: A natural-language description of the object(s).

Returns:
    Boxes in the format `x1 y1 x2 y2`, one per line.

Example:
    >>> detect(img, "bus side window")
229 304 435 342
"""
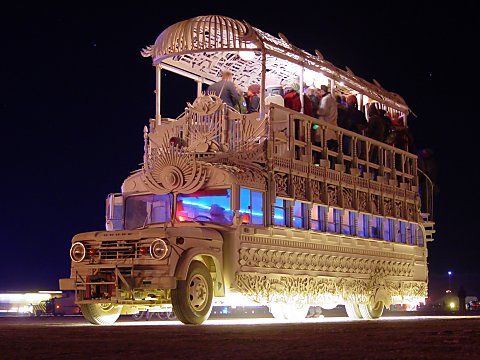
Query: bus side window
239 187 264 225
273 198 287 226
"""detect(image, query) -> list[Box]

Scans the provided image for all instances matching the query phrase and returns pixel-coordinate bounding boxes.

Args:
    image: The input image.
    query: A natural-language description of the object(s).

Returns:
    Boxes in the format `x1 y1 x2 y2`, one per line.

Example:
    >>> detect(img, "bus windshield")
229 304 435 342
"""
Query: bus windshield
124 194 173 229
176 189 233 225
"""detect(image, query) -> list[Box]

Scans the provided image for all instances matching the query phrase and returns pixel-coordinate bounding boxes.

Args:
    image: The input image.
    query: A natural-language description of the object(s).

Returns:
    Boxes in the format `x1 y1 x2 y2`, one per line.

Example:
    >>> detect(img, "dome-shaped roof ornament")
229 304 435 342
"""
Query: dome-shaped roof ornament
145 15 262 62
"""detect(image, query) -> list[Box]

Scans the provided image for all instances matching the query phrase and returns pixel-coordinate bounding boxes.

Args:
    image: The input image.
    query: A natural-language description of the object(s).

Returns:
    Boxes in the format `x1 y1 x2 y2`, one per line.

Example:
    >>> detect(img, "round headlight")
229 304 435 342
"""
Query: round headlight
70 242 86 263
150 239 169 260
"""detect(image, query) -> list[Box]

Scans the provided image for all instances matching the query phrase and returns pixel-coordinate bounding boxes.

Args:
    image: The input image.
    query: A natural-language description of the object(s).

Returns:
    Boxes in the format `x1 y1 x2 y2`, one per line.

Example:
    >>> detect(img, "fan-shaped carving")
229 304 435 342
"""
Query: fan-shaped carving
142 143 207 194
188 93 224 115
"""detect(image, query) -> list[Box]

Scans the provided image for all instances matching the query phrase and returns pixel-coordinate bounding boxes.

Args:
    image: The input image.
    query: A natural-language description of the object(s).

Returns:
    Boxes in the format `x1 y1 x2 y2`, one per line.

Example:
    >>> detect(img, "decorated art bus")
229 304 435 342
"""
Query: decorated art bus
60 15 434 325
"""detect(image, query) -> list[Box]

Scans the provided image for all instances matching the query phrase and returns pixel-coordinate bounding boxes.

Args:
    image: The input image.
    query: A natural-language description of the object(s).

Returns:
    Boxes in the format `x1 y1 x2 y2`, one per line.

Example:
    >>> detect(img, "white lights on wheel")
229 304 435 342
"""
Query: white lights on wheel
70 242 86 263
150 239 169 260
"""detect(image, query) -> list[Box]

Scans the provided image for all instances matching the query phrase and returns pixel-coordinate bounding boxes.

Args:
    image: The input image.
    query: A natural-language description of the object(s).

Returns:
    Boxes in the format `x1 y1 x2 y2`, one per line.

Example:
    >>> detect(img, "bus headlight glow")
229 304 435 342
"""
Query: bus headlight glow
150 239 169 260
70 242 86 263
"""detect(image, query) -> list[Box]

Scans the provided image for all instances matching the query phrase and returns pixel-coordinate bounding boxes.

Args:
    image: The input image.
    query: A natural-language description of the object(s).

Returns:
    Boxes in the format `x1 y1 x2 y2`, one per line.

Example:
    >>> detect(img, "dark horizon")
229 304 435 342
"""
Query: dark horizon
1 3 477 297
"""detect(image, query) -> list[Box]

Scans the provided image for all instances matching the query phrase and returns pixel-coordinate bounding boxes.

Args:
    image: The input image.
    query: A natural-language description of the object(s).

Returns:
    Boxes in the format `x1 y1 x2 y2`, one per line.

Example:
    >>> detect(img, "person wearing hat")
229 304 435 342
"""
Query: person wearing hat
207 70 241 109
245 84 261 113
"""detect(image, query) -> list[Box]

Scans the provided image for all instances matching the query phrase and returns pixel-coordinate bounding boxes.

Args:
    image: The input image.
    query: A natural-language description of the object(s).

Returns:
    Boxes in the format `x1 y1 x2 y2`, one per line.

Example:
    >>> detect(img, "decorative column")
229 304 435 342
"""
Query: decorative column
300 66 304 114
259 50 267 120
155 64 162 125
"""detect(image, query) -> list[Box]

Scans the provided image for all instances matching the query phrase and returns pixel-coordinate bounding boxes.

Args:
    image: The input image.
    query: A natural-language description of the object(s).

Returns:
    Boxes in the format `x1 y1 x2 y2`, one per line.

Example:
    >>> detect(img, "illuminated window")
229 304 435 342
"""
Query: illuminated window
273 198 287 226
371 216 383 239
357 214 369 238
239 187 264 225
176 189 233 225
327 208 341 233
292 201 308 229
341 211 356 235
125 194 172 230
383 218 395 241
311 205 327 231
398 221 407 243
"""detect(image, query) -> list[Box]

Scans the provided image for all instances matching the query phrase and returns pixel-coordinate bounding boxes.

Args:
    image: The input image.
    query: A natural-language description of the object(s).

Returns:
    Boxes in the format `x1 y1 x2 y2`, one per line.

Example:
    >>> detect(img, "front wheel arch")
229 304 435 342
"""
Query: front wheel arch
175 249 224 297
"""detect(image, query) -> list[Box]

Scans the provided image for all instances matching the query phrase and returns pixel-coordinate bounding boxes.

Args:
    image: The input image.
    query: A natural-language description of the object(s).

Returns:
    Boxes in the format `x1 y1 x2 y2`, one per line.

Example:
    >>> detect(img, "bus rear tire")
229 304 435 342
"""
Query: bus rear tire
171 261 213 325
345 302 363 319
359 301 384 320
80 303 123 325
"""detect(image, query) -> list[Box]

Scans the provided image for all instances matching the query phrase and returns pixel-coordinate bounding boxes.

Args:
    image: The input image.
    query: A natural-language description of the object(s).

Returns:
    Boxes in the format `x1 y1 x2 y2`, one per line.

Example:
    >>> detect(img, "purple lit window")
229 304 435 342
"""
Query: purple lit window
177 189 233 225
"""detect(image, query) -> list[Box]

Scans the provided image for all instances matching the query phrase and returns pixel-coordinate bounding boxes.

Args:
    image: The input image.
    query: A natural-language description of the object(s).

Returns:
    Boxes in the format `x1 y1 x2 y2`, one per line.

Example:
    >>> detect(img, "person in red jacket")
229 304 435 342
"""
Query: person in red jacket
283 84 314 117
283 84 301 112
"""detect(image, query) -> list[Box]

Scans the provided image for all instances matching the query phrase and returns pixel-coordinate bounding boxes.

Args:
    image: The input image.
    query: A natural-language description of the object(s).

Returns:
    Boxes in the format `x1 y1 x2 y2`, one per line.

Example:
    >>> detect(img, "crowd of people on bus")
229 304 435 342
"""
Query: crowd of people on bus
207 70 412 150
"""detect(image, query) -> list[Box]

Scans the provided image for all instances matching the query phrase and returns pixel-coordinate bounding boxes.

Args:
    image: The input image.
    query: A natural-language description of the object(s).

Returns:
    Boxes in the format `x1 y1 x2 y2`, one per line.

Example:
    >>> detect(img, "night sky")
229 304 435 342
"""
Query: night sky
1 2 477 297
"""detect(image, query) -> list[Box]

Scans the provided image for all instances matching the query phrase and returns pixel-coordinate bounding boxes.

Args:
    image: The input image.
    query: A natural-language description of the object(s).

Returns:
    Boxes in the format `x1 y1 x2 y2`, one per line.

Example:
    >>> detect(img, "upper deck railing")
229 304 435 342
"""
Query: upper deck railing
268 104 417 190
147 98 417 193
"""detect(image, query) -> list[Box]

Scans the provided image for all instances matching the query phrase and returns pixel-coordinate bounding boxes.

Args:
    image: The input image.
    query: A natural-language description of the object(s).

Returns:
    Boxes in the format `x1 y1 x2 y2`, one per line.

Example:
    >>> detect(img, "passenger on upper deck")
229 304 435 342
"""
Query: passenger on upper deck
283 84 302 112
345 95 368 134
366 104 386 142
207 70 241 109
307 87 320 118
317 85 338 146
245 84 260 113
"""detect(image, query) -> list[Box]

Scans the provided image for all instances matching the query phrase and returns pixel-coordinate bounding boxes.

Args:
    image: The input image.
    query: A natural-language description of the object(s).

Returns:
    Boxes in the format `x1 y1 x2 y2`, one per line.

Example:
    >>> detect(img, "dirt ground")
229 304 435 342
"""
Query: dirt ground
1 315 480 359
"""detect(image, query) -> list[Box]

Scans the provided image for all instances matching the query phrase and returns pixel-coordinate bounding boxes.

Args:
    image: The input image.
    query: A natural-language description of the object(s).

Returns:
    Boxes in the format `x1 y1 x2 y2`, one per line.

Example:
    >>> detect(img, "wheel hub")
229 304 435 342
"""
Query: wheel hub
188 274 208 311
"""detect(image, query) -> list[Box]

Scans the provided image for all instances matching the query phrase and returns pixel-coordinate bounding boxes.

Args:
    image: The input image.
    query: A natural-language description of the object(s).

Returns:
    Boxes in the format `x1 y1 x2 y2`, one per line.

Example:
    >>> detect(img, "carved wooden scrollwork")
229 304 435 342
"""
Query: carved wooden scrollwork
327 184 339 206
358 191 368 212
238 247 414 278
142 144 207 194
342 187 353 209
274 172 289 197
293 175 307 201
384 198 394 217
235 271 426 306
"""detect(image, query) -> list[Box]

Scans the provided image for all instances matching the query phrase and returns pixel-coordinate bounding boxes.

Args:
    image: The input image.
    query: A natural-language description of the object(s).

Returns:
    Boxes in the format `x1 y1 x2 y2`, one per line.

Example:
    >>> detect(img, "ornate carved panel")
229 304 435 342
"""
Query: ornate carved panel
274 172 289 197
293 175 307 201
310 180 323 204
342 187 354 209
371 194 380 215
394 200 403 218
358 191 368 212
406 203 415 221
235 271 427 306
384 198 394 217
327 184 339 206
238 247 414 278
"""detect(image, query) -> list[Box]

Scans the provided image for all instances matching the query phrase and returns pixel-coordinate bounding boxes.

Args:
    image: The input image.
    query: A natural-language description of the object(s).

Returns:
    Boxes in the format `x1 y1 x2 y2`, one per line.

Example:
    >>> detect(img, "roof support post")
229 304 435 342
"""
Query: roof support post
300 66 304 114
196 78 203 98
155 64 162 125
330 79 335 96
260 50 266 120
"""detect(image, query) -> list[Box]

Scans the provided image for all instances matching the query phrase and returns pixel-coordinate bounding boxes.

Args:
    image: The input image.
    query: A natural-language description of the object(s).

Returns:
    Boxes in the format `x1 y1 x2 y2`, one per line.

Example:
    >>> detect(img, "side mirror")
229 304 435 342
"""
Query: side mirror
106 193 124 231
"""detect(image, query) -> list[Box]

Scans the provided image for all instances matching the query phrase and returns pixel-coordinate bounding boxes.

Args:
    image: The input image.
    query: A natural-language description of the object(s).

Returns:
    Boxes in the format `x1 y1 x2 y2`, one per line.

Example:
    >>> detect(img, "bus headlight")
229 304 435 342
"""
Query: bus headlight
70 242 86 263
150 239 169 260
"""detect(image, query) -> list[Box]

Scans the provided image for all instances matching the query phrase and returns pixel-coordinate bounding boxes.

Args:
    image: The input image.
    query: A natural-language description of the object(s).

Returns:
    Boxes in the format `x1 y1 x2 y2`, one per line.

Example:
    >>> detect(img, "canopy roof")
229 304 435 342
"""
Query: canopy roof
141 15 409 113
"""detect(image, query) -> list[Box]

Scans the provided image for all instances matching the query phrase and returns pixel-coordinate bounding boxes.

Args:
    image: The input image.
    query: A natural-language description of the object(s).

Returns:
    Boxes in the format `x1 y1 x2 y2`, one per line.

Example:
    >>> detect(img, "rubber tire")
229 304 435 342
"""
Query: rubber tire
270 303 310 321
80 303 123 325
345 303 363 319
171 261 213 325
359 301 384 320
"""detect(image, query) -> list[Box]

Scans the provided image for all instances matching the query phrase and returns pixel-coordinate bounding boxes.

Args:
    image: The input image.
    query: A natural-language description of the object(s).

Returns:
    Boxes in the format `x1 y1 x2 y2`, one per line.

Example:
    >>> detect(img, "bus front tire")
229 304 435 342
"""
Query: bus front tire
80 303 123 325
171 261 213 325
